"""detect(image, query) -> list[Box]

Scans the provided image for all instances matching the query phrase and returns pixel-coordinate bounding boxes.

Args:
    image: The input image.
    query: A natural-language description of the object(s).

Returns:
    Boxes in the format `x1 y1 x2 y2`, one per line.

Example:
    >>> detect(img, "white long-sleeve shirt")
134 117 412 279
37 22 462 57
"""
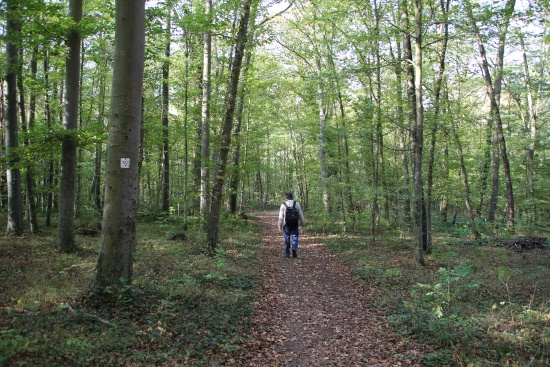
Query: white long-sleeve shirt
278 199 305 229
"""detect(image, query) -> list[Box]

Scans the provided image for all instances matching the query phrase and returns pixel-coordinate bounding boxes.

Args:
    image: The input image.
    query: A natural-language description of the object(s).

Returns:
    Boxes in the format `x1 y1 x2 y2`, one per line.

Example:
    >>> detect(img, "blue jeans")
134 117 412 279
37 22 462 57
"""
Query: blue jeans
284 225 299 256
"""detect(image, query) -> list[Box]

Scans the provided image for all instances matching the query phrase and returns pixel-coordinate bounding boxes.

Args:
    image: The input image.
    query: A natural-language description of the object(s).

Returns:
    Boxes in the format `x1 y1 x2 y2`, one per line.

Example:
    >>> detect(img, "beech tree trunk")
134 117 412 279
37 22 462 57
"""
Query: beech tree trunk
25 47 39 233
426 0 450 253
413 0 425 265
161 8 171 214
200 0 212 220
452 126 479 238
4 0 24 236
44 48 55 227
95 0 146 290
468 0 516 228
519 33 538 223
58 0 82 252
400 0 415 228
207 0 253 250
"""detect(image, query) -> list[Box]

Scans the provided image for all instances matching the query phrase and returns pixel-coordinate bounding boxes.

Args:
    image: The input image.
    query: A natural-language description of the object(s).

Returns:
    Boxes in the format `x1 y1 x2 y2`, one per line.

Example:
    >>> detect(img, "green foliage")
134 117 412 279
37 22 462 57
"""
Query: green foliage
327 227 550 365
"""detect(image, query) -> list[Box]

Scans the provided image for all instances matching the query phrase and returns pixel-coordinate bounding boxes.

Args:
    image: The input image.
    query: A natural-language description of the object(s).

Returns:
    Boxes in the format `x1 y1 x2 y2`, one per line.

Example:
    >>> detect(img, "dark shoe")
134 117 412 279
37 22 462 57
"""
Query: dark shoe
285 254 290 258
292 249 297 258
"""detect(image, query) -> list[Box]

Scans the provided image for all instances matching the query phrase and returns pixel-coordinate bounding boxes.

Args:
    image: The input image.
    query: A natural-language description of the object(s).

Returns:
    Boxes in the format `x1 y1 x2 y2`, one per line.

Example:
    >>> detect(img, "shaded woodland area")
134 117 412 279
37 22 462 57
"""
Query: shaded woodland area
0 0 549 365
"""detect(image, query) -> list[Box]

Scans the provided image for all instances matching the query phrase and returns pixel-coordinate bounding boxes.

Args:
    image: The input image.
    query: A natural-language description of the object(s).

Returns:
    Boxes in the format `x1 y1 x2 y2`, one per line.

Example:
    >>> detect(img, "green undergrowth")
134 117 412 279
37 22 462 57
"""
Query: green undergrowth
319 218 550 366
0 213 260 366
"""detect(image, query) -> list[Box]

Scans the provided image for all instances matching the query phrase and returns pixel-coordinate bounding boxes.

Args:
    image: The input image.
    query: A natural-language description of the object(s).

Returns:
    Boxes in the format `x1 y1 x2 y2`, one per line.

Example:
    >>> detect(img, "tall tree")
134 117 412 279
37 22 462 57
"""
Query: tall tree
95 0 146 290
58 0 82 252
426 0 450 253
467 0 516 228
413 0 425 265
200 0 212 220
161 4 171 213
25 47 40 233
207 0 254 250
4 0 24 236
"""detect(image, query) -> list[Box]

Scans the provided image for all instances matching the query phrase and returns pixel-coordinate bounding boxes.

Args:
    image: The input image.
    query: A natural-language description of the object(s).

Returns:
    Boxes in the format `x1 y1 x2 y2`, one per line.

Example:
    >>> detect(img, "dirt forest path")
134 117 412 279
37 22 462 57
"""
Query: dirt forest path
235 211 426 366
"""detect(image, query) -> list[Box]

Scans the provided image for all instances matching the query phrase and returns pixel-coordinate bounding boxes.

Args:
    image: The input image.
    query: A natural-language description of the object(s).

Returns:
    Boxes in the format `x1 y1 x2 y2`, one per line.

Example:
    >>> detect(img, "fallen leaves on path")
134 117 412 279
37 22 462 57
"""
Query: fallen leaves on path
233 211 429 366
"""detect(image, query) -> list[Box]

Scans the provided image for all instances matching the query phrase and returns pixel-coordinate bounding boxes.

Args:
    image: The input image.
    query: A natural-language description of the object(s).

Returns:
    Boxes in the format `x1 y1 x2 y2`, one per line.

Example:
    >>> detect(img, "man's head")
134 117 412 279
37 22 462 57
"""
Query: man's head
285 192 293 200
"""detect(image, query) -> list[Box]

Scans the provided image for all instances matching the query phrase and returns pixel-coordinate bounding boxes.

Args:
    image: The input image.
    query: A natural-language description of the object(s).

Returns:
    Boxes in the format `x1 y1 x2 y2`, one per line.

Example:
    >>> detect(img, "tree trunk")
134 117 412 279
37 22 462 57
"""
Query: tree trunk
200 0 212 220
207 0 253 250
91 52 108 214
467 0 516 228
25 47 40 233
58 0 82 252
5 0 24 236
161 8 171 214
43 48 54 227
426 0 450 253
229 3 257 214
413 0 425 265
452 127 480 238
400 0 415 228
95 0 146 290
519 33 538 223
316 58 331 213
182 40 190 230
228 51 251 214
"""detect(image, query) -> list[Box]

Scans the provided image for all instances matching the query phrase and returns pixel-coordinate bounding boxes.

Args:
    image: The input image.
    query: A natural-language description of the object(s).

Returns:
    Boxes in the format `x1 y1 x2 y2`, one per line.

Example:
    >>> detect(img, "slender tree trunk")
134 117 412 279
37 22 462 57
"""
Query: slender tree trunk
200 0 212 220
95 0 146 290
228 51 251 214
400 0 415 228
316 58 331 213
413 0 425 265
161 8 171 214
91 53 108 214
43 48 54 227
467 0 516 228
182 40 190 230
440 131 449 223
519 33 538 223
207 0 253 250
5 0 24 236
426 0 450 253
452 126 480 238
58 0 82 252
229 3 257 214
25 47 40 233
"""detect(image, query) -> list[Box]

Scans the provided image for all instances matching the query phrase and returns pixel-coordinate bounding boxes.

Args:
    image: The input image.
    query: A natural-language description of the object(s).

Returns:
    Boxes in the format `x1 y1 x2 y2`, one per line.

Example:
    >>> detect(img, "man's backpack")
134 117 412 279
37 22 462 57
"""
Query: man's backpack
284 201 300 227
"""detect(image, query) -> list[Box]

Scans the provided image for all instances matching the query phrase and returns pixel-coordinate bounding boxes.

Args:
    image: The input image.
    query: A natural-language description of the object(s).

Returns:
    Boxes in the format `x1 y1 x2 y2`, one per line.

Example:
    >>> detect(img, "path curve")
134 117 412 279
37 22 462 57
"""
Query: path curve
236 211 425 366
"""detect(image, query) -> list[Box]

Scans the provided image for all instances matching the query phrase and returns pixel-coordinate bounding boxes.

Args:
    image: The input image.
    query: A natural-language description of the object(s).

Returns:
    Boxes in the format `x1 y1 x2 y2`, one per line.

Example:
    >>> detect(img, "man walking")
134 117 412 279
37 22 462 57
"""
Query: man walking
278 192 305 258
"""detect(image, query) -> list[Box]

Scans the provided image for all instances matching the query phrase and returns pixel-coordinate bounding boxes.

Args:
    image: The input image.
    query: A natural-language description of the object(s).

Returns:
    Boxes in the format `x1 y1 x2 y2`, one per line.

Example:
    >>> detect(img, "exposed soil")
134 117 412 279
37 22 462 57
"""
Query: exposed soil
235 211 430 366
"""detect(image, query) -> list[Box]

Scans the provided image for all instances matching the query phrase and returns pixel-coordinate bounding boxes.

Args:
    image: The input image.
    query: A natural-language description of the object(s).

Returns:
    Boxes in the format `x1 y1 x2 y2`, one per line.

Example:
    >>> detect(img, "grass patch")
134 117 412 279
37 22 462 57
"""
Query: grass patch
0 214 260 366
322 223 550 366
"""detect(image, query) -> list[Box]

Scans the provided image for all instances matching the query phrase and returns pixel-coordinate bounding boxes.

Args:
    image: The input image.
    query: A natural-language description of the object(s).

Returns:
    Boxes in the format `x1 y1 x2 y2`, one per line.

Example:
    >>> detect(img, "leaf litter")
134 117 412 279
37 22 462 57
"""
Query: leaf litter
233 211 432 366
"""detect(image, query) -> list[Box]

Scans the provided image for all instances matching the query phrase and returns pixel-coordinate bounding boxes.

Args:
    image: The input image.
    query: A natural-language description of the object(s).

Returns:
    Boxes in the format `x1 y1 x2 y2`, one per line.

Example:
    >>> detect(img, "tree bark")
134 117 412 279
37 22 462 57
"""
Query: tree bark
207 0 253 250
5 0 24 236
161 7 171 214
452 127 479 238
426 0 450 253
200 0 212 220
413 0 425 265
44 48 55 227
316 57 331 214
25 47 40 233
519 33 538 223
58 0 82 252
400 0 415 228
467 0 516 228
95 0 146 290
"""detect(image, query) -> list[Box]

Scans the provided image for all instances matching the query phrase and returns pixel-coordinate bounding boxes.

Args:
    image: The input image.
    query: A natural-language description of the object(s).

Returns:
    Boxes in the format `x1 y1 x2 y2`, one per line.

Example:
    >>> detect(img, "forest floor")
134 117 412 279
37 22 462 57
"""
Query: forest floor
234 211 431 366
1 210 547 366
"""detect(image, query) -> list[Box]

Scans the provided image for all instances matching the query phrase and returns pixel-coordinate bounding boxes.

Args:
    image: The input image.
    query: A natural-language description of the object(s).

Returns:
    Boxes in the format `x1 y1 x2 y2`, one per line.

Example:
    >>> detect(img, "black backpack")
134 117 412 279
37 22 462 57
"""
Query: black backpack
284 201 300 227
